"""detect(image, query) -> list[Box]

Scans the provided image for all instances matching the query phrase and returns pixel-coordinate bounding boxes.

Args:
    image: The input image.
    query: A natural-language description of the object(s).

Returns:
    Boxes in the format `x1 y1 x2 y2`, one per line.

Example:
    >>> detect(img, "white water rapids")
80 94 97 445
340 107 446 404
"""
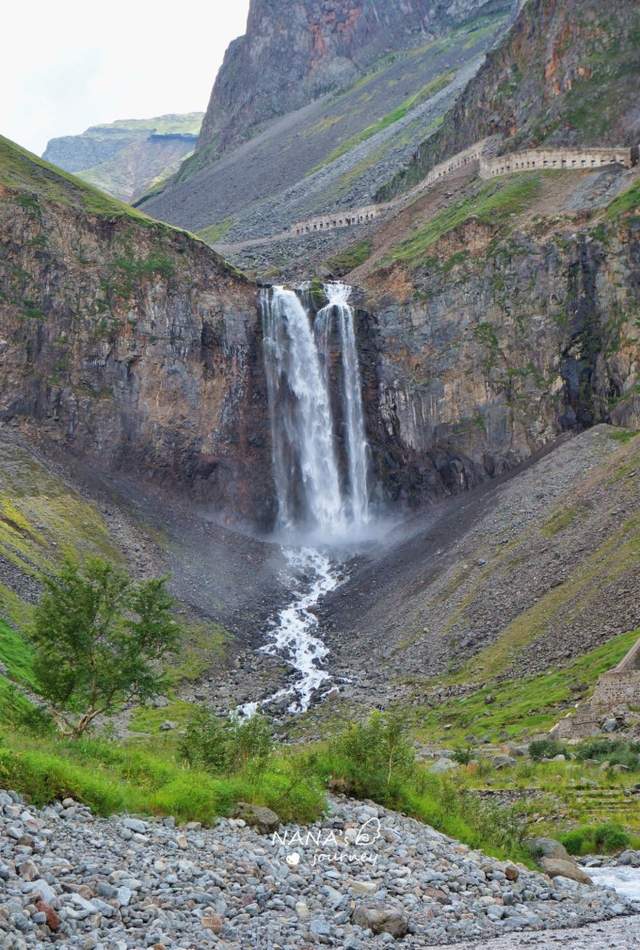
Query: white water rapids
244 283 373 715
588 866 640 903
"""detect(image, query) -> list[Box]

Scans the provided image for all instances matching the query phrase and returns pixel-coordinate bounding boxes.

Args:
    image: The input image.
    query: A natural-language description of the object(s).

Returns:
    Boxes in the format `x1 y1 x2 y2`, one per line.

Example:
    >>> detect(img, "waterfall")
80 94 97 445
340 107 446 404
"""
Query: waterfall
262 286 344 534
249 282 372 715
318 282 371 527
261 282 371 537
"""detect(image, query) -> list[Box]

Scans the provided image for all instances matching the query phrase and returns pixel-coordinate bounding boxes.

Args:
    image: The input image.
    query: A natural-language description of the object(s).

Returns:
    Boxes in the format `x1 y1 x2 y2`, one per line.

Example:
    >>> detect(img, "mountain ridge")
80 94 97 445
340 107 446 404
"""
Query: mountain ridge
42 112 204 202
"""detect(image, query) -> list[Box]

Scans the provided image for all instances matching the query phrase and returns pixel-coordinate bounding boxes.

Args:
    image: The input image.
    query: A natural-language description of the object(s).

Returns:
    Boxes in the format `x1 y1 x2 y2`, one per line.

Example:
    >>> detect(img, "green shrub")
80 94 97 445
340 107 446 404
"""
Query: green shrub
528 739 569 761
311 713 528 863
179 710 273 775
595 822 631 852
574 738 640 771
452 746 473 765
326 710 415 802
561 822 631 855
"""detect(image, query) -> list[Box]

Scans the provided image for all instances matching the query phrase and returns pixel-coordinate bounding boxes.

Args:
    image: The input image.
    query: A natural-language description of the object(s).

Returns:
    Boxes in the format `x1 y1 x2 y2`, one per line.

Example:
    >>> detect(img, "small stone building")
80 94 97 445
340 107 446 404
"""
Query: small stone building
591 637 640 709
551 636 640 740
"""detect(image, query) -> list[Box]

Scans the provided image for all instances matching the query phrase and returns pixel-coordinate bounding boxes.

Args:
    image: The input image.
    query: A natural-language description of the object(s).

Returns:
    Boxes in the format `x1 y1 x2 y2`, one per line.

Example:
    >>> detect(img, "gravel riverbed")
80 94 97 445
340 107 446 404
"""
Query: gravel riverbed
1 789 638 948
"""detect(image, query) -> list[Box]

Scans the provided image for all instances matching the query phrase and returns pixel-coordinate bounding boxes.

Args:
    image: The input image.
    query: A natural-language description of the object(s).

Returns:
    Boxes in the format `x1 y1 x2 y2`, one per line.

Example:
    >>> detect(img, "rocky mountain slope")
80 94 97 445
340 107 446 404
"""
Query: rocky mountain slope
42 113 203 202
0 135 269 524
197 0 511 160
140 4 514 247
380 0 640 200
314 425 640 715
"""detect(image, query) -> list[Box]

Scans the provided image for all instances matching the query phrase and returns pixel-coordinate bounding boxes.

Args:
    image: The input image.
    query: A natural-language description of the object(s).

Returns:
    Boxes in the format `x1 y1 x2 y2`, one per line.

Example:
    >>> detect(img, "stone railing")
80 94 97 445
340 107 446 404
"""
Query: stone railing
479 146 633 179
287 139 493 239
291 203 384 237
217 140 637 252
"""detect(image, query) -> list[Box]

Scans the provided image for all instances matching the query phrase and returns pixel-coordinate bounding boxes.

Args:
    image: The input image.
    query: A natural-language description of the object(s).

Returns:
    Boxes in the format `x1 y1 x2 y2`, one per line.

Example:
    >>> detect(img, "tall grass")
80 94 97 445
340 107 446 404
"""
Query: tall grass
0 732 324 824
0 713 528 864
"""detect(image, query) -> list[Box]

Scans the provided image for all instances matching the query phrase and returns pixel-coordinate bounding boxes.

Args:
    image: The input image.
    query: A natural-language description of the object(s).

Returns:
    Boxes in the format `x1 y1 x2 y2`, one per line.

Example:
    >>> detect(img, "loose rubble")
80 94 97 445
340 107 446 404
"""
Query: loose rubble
0 789 638 948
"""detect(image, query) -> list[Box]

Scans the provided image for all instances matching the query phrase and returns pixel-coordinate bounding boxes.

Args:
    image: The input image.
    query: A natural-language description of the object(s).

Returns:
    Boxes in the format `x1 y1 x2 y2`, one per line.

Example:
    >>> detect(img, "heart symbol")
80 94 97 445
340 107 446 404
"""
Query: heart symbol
286 852 301 867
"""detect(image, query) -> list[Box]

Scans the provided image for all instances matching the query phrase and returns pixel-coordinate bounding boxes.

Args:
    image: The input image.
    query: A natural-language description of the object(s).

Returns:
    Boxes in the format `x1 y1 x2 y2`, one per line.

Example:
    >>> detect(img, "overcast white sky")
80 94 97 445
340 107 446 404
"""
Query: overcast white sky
2 1 251 155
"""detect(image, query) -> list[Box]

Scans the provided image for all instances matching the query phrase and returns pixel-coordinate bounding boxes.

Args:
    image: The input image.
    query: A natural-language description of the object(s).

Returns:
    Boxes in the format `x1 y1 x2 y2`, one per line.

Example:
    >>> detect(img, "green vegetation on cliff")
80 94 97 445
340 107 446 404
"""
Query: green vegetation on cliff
607 177 640 221
0 136 156 225
327 238 373 276
385 174 543 269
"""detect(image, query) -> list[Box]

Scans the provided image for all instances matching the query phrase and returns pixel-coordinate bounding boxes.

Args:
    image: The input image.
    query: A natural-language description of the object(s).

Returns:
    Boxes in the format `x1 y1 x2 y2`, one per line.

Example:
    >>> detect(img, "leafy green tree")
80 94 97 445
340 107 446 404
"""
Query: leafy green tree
31 556 179 737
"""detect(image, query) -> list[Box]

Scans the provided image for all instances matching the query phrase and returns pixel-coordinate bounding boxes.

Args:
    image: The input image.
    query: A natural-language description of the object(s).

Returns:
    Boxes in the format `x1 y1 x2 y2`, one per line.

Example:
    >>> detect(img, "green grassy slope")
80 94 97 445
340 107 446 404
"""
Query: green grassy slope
0 135 159 225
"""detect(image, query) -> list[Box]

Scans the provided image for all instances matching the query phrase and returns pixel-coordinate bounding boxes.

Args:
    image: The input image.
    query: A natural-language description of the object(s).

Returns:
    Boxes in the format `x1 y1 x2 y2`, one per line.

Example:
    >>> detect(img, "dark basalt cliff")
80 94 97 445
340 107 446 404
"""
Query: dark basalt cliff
0 138 272 526
355 178 640 507
2 137 639 533
380 0 640 200
196 0 507 162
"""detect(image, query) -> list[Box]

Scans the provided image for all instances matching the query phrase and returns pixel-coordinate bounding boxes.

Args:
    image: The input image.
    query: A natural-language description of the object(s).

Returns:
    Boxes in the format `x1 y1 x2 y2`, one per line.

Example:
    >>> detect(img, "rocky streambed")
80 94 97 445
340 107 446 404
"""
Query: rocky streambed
1 789 638 948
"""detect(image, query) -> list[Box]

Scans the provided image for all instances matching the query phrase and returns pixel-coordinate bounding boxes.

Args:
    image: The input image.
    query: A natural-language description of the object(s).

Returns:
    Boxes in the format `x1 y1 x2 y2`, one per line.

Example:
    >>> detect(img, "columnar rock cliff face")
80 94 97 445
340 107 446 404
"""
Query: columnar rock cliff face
2 139 639 530
381 0 640 200
355 177 640 506
197 0 507 160
0 138 271 525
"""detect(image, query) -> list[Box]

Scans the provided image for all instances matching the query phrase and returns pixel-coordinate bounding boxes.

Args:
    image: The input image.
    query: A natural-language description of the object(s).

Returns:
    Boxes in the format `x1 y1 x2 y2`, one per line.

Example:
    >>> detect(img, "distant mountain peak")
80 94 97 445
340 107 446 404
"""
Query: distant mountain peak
42 112 204 202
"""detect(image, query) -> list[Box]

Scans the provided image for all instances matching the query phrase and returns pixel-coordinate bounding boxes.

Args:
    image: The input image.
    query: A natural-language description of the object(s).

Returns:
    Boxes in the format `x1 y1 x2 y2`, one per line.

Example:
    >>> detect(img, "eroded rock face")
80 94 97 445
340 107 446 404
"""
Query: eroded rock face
381 0 640 200
356 216 640 507
197 0 504 158
0 194 274 526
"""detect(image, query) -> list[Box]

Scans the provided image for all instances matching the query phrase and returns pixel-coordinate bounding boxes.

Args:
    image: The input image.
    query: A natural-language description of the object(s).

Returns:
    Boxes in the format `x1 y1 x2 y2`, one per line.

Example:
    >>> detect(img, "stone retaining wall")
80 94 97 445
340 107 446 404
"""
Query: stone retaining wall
480 147 633 179
591 670 640 708
552 707 602 740
217 139 637 252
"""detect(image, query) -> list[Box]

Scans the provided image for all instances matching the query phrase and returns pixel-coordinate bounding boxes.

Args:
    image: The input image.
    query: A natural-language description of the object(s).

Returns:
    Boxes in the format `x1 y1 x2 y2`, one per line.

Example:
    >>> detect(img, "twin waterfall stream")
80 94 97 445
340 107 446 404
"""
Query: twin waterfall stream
244 283 372 715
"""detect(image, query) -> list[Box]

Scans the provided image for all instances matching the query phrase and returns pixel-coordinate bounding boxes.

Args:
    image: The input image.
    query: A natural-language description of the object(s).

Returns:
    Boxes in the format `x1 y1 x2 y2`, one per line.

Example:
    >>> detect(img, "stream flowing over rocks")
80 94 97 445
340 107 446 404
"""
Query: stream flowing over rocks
1 789 639 948
247 283 378 715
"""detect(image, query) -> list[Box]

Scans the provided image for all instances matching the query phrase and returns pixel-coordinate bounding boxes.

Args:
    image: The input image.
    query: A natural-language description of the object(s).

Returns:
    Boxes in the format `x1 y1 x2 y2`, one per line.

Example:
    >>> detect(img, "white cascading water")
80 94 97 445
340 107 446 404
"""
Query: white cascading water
317 282 371 527
244 283 371 714
262 286 345 534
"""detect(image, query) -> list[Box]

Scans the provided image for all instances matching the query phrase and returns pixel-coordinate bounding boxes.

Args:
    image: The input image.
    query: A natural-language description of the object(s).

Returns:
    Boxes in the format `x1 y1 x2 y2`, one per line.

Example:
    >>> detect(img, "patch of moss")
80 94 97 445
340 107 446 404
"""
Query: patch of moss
165 622 230 686
384 175 543 270
198 218 234 245
541 505 582 537
305 114 346 137
0 441 120 583
607 428 639 445
327 239 373 276
606 179 640 221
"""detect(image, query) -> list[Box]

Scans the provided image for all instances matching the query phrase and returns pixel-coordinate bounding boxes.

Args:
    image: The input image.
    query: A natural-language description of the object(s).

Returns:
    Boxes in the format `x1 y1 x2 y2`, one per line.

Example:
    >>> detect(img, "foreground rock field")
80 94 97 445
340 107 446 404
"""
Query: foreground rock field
1 789 638 948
